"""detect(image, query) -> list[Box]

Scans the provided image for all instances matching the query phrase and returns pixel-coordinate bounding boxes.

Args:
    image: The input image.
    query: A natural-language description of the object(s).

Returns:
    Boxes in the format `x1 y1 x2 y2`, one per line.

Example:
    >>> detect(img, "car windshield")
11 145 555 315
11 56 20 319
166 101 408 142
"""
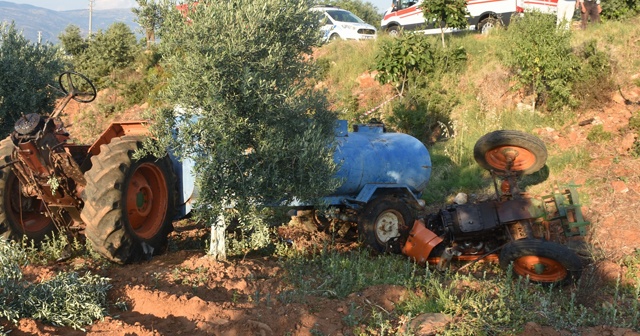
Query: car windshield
325 9 364 23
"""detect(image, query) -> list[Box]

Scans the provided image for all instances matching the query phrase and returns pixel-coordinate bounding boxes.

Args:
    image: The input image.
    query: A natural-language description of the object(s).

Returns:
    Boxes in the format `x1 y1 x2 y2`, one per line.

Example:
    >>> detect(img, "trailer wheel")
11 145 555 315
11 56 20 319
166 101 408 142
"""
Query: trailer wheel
81 136 175 264
500 240 582 285
0 137 57 243
359 196 415 253
474 130 547 175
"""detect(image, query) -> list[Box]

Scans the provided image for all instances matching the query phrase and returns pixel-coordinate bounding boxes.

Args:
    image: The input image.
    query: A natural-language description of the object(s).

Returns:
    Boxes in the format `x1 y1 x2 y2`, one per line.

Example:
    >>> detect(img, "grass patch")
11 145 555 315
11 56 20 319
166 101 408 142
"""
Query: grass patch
279 247 640 334
281 248 421 299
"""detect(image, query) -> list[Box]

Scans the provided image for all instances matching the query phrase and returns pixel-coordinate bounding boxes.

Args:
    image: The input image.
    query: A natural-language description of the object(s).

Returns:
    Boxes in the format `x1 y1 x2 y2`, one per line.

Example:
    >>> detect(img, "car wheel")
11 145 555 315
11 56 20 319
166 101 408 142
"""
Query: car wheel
479 17 501 35
387 26 401 37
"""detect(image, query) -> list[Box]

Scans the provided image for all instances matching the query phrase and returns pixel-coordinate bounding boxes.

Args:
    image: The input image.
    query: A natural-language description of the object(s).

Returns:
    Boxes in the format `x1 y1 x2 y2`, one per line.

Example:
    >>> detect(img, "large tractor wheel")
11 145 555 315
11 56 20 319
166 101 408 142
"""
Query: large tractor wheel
499 239 582 285
81 136 176 264
0 137 57 242
474 130 547 175
359 195 415 253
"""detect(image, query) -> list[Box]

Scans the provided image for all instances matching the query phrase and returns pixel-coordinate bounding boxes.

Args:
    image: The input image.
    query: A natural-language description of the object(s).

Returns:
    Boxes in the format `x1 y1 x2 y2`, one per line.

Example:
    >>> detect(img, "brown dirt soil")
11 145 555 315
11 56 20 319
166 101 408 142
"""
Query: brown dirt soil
2 78 640 336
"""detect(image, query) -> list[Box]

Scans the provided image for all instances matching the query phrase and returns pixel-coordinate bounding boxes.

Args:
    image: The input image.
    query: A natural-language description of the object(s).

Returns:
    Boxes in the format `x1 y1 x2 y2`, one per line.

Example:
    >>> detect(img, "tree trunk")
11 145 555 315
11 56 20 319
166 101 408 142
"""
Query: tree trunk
208 213 227 260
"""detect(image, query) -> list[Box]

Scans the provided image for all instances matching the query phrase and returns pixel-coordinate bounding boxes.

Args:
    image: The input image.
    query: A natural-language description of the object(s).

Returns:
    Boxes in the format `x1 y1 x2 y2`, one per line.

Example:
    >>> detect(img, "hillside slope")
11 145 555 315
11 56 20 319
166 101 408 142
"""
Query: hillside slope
0 1 137 43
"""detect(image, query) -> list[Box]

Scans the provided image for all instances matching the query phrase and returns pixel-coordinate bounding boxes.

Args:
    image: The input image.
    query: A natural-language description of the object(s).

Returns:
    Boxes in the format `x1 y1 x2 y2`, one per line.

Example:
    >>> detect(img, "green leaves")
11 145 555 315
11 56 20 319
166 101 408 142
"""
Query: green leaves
0 239 111 329
374 33 466 95
0 22 63 137
420 0 470 47
156 0 339 249
499 12 579 111
74 23 140 89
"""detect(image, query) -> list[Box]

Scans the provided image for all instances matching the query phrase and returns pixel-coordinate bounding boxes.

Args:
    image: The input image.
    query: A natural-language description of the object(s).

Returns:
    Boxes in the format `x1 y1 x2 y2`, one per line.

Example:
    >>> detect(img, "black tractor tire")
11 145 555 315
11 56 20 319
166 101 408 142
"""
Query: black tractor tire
0 136 57 243
500 239 582 285
478 17 501 35
81 136 176 264
474 130 547 175
358 195 415 253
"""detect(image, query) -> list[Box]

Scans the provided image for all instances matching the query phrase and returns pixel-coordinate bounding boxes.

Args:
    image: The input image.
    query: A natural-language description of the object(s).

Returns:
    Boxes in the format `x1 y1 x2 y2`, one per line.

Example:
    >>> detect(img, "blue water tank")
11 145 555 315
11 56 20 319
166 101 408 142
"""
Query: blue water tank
328 120 432 201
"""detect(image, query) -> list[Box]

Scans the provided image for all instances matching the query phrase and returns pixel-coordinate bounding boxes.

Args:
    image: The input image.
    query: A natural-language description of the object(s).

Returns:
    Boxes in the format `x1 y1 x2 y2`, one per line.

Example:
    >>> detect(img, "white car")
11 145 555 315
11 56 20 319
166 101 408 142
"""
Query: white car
311 6 377 42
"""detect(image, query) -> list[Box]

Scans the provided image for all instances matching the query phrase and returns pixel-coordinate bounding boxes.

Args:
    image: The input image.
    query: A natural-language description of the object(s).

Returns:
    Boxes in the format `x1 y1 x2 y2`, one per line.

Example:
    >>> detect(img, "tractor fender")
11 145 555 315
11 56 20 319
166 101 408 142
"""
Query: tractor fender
88 121 151 156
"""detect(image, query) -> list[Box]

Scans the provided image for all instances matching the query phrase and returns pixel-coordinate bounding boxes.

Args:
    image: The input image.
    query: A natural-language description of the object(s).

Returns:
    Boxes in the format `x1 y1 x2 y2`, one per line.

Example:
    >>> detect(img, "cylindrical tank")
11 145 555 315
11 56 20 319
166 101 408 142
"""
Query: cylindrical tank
329 120 431 199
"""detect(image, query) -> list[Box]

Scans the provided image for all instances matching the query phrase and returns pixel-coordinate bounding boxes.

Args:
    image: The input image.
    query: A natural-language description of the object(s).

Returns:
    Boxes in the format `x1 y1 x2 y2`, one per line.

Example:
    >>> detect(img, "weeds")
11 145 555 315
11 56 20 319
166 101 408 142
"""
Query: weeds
587 124 614 142
0 239 111 330
280 248 640 334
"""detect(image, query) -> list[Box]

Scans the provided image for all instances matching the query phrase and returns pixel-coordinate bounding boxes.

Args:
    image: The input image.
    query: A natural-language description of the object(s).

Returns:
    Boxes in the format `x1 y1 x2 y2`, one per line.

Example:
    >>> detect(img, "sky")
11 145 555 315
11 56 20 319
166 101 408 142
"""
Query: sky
6 0 393 14
6 0 137 11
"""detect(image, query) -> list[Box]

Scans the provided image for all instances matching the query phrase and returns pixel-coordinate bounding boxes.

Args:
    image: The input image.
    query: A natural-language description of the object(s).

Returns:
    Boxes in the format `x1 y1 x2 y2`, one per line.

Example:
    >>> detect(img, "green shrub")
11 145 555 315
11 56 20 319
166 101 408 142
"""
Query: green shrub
0 239 111 329
587 124 613 142
374 33 466 95
601 0 640 20
630 110 640 157
499 11 579 112
374 33 465 143
573 40 615 109
387 87 456 144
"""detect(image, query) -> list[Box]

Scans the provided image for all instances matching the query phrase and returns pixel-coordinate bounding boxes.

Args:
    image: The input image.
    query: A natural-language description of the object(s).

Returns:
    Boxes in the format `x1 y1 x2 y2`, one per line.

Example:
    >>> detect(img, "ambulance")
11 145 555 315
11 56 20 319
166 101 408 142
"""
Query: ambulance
380 0 521 35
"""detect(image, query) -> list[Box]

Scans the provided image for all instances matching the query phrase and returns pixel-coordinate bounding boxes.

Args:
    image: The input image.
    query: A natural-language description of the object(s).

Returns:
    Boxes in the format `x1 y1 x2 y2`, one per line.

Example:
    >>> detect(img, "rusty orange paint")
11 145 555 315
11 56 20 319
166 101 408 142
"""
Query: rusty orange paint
426 254 500 265
126 162 169 240
402 219 444 264
88 122 150 156
512 255 567 282
484 145 538 172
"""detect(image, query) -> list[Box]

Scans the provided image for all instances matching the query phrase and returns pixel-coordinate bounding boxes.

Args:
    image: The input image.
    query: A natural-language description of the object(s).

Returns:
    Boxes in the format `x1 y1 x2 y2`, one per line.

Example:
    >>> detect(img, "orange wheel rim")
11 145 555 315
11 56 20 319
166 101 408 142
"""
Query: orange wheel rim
126 163 168 239
513 256 567 282
484 145 537 172
6 174 51 233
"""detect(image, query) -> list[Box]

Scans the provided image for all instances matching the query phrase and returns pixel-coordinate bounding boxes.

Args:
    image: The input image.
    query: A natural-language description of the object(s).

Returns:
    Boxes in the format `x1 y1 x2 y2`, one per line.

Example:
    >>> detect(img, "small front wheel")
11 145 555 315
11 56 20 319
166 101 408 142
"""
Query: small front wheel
0 137 57 243
500 240 582 285
358 196 415 252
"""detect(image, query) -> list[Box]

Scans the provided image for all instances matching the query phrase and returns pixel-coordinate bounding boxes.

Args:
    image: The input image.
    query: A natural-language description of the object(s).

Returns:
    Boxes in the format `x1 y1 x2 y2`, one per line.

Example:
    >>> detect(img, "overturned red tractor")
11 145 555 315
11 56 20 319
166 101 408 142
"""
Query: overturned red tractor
401 131 589 285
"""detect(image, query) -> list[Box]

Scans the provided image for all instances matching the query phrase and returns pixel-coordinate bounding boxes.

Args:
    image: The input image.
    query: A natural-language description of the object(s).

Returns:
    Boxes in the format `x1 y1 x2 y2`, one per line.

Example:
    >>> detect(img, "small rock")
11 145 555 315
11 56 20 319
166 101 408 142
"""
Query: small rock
399 313 452 335
453 193 468 205
611 180 629 193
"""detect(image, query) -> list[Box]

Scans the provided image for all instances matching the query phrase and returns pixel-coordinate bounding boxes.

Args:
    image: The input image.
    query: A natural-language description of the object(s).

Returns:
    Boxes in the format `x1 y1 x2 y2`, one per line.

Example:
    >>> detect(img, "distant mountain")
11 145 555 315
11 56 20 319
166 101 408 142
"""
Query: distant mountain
0 1 138 44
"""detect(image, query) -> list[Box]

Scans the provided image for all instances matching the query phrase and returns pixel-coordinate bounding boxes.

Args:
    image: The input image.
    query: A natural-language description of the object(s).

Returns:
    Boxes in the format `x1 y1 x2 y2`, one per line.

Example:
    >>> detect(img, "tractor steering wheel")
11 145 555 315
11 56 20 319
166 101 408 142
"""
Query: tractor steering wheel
58 71 97 103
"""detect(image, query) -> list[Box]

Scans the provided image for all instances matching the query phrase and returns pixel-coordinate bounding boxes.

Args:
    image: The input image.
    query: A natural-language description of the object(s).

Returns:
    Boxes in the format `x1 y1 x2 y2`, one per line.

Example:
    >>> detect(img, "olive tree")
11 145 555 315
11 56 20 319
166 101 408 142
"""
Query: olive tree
0 23 64 137
155 0 339 259
132 0 163 48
